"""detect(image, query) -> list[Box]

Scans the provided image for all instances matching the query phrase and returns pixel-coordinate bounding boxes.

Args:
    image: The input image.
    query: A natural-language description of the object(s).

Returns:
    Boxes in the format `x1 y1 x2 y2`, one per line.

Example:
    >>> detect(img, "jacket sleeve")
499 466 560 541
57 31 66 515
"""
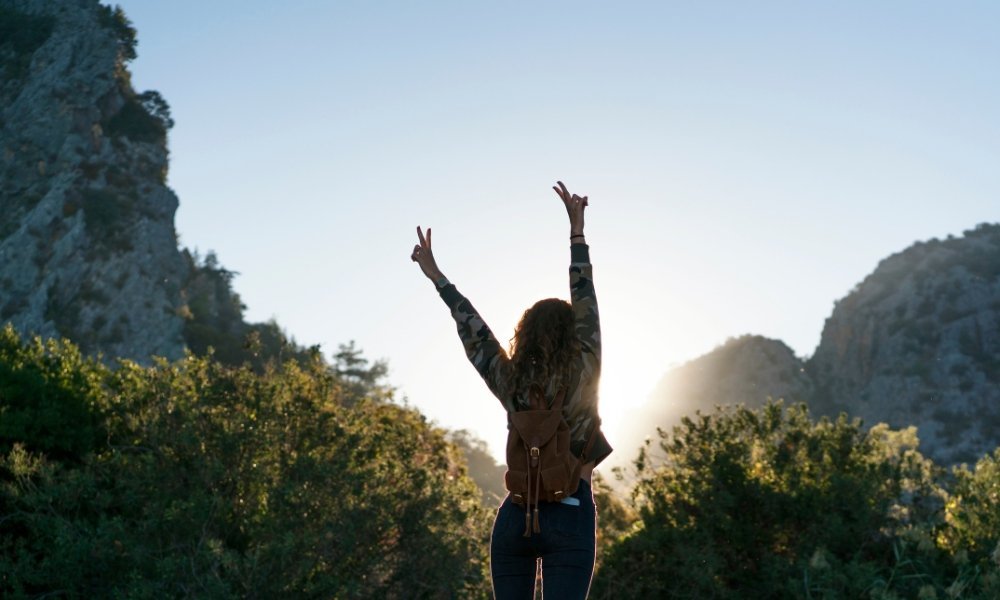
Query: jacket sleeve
438 283 510 405
569 243 601 372
569 242 613 466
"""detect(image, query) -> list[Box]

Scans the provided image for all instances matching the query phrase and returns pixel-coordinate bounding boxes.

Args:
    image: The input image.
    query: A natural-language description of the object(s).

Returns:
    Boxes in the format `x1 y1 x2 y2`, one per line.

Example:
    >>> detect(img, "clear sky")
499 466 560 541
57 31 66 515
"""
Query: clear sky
108 0 999 464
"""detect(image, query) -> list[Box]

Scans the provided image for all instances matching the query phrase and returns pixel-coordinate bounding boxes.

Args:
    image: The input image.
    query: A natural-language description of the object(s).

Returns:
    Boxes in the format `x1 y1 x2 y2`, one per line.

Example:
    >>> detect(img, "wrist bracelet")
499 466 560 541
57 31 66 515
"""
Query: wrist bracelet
434 276 450 289
570 234 585 240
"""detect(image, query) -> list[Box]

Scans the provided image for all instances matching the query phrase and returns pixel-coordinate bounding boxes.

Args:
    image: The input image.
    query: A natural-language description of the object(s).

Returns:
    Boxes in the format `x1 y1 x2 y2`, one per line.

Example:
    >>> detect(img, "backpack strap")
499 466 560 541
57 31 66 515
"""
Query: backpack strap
527 384 545 410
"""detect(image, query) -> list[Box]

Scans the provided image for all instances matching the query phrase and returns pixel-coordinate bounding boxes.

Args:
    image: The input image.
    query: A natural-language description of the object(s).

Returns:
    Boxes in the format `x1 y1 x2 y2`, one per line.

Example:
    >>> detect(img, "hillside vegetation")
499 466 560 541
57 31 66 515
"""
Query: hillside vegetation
0 325 490 598
595 403 1000 599
3 325 999 598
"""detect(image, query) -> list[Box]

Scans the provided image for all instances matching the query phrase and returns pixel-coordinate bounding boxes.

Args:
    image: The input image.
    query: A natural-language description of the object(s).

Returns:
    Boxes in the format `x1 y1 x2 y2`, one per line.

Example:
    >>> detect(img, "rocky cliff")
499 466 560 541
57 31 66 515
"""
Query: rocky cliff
1 0 186 359
629 224 1000 466
1 0 303 366
809 224 1000 465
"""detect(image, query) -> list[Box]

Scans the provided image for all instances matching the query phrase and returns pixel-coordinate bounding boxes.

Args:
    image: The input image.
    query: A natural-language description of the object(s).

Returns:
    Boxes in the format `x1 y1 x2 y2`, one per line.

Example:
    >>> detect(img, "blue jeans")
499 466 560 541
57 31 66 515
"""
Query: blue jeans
490 479 596 599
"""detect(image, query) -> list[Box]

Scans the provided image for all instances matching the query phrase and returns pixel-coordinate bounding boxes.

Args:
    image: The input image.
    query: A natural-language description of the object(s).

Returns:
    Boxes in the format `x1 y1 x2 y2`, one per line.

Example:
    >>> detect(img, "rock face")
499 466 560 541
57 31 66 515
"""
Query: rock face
0 0 316 368
1 0 186 360
630 224 1000 466
809 224 1000 465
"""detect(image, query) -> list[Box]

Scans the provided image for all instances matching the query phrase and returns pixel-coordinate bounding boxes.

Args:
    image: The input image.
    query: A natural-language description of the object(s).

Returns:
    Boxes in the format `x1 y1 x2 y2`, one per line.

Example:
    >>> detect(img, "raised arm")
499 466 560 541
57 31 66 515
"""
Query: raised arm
411 226 510 403
553 182 601 367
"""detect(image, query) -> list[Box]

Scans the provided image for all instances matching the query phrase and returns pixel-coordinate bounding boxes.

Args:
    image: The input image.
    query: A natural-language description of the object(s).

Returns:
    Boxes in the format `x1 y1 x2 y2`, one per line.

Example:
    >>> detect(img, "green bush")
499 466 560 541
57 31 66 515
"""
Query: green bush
181 251 329 372
4 321 999 597
97 4 137 63
590 402 1000 599
138 90 175 129
941 450 1000 588
105 95 168 143
0 325 105 462
0 328 491 598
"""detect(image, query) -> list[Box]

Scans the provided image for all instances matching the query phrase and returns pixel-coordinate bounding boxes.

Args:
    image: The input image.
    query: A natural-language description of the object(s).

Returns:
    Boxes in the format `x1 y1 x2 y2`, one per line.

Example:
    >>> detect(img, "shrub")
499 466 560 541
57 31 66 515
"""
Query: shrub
97 4 137 63
0 327 491 598
105 95 167 143
942 450 1000 567
0 325 105 462
592 402 954 599
138 90 175 129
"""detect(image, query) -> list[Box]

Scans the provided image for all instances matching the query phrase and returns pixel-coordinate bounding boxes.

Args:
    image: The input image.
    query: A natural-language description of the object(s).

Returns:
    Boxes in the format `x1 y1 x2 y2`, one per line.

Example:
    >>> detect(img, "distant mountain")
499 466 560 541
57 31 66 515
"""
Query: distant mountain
622 224 1000 466
637 335 812 440
0 0 302 365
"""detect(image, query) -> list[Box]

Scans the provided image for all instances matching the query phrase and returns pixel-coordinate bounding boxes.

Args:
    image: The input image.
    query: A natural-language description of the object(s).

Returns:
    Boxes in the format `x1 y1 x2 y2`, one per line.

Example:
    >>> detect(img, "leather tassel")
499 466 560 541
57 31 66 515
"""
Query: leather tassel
532 454 544 534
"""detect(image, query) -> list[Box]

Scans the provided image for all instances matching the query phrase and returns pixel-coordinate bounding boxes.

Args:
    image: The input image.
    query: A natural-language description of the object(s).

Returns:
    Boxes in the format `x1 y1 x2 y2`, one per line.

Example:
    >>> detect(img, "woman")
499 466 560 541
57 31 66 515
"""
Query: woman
411 181 612 599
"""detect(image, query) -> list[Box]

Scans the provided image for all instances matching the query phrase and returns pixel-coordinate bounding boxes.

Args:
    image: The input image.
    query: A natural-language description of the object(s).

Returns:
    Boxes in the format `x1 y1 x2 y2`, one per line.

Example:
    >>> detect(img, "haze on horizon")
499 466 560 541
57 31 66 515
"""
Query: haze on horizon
108 0 1000 462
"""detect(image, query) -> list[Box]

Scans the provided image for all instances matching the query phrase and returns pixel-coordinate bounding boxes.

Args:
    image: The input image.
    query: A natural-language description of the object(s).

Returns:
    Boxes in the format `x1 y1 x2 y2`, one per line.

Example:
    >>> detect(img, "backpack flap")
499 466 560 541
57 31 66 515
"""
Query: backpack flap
508 408 564 452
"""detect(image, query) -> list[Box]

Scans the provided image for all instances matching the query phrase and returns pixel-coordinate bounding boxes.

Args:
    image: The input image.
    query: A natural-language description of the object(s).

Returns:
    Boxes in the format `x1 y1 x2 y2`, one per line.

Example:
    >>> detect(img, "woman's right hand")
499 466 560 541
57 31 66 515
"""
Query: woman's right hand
411 226 444 282
553 181 588 236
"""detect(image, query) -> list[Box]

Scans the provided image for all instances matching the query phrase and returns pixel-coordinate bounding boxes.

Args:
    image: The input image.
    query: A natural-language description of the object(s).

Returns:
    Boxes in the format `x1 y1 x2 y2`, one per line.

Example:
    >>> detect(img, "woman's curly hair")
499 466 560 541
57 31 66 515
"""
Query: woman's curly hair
505 298 579 401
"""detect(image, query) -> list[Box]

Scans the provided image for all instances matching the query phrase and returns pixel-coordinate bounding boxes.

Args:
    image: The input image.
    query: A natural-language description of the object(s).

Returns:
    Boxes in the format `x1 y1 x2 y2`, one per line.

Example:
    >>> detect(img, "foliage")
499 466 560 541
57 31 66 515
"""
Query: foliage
939 449 1000 591
0 325 105 462
94 4 172 145
182 250 244 358
105 93 169 143
181 250 318 370
591 401 1000 599
333 341 394 406
104 90 174 143
97 4 138 63
81 187 134 244
5 321 1000 597
592 471 636 570
138 90 175 129
0 7 55 82
0 327 491 598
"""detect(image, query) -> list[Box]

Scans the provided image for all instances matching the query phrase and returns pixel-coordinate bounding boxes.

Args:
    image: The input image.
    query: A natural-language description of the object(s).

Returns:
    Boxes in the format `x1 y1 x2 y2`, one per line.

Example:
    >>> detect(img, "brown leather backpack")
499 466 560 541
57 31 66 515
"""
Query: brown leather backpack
504 385 597 537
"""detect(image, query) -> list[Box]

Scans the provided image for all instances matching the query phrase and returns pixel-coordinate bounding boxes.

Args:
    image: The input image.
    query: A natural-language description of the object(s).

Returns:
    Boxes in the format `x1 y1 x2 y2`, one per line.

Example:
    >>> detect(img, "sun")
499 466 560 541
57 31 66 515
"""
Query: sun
596 351 662 454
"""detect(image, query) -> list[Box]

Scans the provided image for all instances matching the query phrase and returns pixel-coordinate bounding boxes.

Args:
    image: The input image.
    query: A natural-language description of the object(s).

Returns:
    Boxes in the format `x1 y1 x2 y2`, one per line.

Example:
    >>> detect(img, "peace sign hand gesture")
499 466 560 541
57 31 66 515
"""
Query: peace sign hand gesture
553 180 588 237
411 226 444 282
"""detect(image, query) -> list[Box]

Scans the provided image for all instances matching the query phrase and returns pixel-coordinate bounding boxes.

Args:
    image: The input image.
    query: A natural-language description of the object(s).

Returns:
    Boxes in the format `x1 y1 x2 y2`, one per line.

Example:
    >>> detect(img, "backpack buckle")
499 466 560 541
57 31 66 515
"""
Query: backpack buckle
530 447 540 458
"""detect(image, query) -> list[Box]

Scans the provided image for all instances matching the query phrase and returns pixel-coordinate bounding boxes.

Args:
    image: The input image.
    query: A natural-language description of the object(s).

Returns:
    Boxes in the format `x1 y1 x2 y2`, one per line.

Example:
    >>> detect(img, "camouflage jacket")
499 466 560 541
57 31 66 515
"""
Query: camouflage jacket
437 243 612 466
